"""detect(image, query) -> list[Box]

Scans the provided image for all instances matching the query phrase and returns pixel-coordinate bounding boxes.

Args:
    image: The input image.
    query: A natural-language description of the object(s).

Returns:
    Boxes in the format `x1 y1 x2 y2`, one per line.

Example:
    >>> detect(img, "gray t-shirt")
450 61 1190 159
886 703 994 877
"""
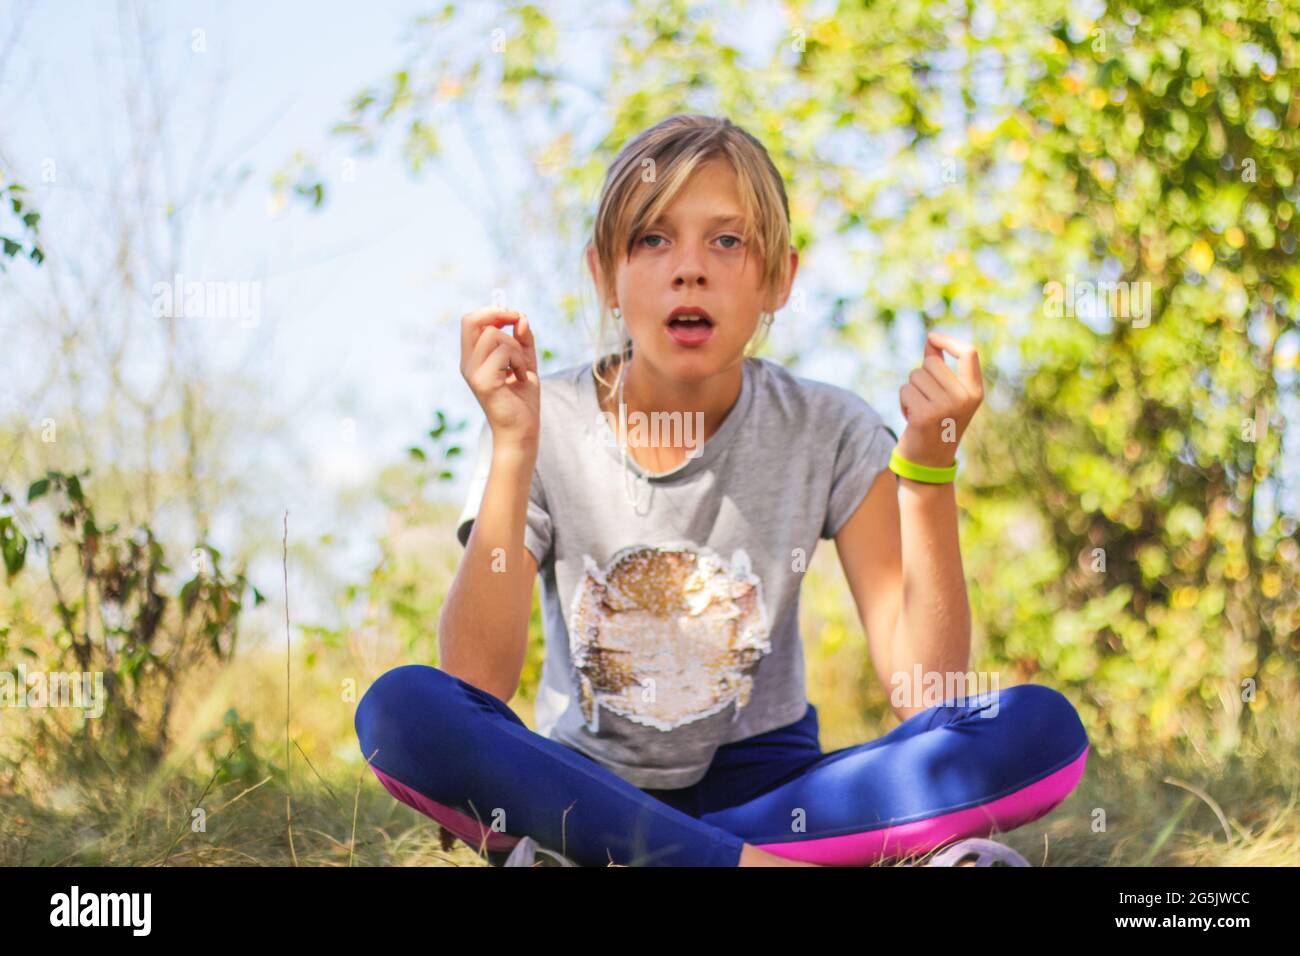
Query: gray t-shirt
455 355 898 789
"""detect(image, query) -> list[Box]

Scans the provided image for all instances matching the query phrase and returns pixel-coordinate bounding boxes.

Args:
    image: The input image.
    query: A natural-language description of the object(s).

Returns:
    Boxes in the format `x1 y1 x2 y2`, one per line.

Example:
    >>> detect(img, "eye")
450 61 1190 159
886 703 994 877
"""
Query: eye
717 234 743 249
637 234 665 248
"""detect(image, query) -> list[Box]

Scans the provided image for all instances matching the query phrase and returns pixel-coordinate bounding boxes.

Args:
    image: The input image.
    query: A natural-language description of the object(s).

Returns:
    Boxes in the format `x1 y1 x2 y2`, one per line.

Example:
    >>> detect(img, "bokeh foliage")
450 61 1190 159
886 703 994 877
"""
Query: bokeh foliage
321 0 1298 757
2 472 263 780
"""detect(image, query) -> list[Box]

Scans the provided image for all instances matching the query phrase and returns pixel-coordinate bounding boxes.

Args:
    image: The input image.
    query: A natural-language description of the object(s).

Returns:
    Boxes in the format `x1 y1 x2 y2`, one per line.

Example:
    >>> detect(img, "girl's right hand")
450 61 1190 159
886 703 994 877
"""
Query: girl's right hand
459 308 541 449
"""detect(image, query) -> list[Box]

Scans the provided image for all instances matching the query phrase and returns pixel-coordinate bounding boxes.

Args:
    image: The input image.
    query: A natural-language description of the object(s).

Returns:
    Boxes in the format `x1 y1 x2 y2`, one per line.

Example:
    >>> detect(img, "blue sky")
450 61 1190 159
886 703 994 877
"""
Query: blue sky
6 1 1290 629
4 1 486 615
1 0 911 626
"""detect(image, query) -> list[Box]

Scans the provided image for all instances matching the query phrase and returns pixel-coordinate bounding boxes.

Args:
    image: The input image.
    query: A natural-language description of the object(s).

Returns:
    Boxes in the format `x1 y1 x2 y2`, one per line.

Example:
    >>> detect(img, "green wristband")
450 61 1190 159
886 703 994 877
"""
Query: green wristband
888 448 958 484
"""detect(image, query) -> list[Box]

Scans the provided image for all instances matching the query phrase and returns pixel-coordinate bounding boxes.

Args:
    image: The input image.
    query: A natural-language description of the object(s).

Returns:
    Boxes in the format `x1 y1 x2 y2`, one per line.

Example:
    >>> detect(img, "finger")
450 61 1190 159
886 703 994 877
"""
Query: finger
480 341 515 387
470 327 525 374
927 331 983 395
478 338 528 389
461 308 524 365
514 313 538 373
469 325 513 371
914 368 954 414
899 382 927 421
498 335 529 382
921 354 964 401
924 334 946 363
472 327 527 382
907 367 939 403
923 336 960 388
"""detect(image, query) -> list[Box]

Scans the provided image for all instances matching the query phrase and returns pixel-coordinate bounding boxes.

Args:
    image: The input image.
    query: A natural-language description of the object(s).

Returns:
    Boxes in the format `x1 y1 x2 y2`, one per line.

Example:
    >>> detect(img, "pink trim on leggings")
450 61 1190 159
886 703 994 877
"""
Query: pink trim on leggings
754 746 1089 865
370 766 522 852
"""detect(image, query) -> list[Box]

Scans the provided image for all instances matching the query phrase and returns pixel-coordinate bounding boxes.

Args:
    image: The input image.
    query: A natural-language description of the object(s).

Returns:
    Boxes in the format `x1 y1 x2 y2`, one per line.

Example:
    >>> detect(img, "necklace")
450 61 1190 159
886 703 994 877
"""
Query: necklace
616 365 653 515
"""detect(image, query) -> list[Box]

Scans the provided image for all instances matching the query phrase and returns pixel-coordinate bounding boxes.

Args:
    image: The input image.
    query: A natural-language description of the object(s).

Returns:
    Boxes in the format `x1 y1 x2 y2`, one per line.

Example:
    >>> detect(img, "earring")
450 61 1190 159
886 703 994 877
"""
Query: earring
612 306 622 319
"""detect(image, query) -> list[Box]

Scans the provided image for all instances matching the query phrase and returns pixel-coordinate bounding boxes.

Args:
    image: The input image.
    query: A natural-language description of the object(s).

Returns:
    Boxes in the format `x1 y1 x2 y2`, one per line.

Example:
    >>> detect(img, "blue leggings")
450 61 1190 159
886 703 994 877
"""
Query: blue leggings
354 664 1089 866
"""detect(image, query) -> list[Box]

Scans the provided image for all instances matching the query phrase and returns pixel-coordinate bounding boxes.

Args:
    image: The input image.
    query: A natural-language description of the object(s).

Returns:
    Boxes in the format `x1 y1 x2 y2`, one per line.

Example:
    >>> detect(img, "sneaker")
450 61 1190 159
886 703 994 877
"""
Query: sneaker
502 835 580 867
923 838 1031 867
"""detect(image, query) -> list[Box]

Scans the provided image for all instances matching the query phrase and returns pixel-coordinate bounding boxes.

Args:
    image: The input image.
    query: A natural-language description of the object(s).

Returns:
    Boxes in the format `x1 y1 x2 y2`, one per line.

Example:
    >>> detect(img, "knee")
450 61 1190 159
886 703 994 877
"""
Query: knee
990 683 1089 764
355 664 470 770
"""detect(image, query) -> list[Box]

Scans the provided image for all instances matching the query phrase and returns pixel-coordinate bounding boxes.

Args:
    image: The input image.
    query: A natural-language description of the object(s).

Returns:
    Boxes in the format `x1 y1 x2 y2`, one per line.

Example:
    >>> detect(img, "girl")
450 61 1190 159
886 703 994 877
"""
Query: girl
355 114 1089 867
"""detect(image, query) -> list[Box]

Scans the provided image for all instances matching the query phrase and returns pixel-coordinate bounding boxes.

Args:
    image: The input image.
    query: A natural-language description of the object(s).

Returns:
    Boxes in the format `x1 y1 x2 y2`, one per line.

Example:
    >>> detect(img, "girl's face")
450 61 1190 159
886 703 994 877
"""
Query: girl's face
595 159 797 384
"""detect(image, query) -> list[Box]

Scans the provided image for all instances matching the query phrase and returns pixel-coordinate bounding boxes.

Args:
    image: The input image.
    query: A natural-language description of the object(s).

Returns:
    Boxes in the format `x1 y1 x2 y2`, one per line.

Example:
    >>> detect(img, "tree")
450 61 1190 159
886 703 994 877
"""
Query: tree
306 0 1298 754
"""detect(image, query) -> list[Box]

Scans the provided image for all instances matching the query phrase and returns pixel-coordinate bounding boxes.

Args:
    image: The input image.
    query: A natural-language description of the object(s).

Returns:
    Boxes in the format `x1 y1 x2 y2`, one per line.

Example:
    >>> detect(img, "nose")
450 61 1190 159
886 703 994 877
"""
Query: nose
672 242 708 288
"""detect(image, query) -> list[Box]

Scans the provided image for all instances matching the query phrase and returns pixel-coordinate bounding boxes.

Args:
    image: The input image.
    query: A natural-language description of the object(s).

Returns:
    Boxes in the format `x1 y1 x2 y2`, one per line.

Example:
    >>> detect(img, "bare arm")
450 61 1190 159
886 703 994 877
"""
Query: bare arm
835 469 971 722
438 445 540 702
835 331 984 721
438 307 541 702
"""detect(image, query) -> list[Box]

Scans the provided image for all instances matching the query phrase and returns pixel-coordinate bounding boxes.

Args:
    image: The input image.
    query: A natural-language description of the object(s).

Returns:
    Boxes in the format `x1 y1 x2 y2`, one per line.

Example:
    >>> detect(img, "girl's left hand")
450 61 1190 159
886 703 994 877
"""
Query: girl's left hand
896 331 984 468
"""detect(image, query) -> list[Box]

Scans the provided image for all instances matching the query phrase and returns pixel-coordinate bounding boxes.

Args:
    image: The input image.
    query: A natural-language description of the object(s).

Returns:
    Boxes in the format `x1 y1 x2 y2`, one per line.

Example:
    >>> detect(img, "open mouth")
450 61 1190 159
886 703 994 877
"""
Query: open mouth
666 309 715 346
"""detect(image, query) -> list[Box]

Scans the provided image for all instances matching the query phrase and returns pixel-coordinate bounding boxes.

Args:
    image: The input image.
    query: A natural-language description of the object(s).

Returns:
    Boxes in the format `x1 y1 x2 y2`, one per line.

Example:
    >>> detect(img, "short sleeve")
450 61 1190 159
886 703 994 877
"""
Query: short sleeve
820 394 899 540
455 419 554 568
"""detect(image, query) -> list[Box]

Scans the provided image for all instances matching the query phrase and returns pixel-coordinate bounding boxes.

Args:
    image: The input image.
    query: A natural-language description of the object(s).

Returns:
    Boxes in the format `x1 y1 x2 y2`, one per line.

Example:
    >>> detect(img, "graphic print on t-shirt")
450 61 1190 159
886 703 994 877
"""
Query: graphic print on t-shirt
567 543 771 733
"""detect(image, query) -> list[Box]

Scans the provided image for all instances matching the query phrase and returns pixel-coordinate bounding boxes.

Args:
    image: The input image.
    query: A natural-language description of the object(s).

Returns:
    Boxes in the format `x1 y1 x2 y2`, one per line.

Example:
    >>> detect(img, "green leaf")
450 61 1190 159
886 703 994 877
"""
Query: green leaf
180 577 200 615
0 516 27 577
27 478 50 502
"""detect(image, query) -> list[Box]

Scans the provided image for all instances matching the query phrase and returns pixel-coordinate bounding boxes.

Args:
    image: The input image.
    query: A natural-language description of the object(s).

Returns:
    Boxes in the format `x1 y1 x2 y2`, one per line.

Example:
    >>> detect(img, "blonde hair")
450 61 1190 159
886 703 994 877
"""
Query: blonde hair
585 114 793 399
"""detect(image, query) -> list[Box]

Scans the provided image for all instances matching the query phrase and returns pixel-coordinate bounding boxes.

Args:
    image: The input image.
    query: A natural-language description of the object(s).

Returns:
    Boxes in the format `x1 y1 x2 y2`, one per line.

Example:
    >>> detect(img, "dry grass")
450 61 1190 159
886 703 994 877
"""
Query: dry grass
5 624 1294 868
2 516 1296 868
